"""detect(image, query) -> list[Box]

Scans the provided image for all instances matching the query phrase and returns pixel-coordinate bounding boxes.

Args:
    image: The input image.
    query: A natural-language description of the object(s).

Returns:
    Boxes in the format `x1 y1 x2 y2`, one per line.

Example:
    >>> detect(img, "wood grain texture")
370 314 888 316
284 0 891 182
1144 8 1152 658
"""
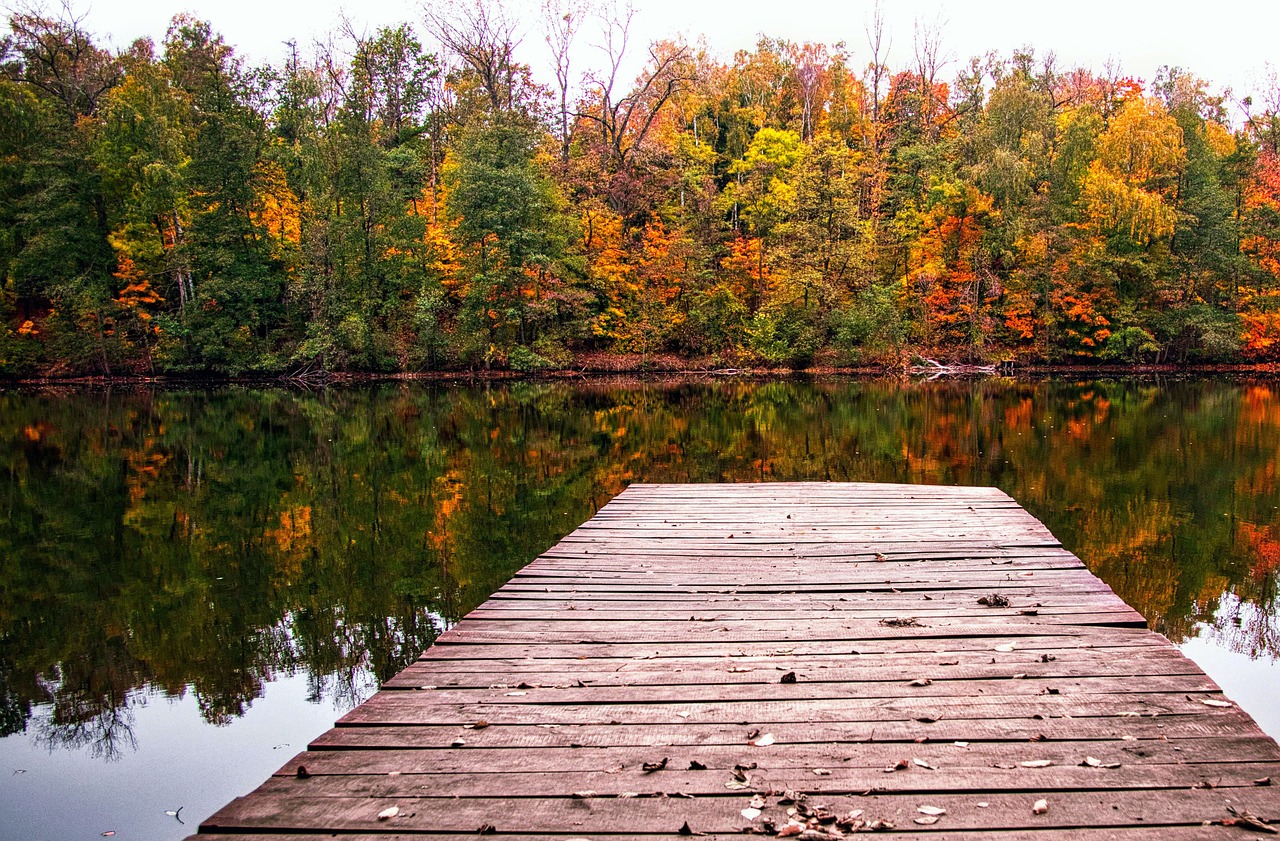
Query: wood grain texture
189 482 1280 839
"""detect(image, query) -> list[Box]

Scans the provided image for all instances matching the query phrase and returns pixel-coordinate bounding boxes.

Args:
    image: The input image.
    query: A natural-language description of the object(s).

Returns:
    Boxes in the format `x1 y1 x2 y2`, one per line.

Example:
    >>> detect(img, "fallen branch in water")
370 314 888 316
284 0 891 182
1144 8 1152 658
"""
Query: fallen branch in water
908 356 1003 379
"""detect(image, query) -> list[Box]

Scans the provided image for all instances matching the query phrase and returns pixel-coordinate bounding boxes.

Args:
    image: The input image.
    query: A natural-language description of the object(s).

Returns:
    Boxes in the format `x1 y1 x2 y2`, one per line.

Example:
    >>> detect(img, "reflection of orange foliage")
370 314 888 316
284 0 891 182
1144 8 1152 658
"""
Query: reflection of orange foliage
1004 398 1033 431
126 443 169 503
1064 418 1090 439
1239 522 1280 582
1235 386 1278 496
1243 385 1275 419
428 471 466 550
264 505 311 585
267 506 313 554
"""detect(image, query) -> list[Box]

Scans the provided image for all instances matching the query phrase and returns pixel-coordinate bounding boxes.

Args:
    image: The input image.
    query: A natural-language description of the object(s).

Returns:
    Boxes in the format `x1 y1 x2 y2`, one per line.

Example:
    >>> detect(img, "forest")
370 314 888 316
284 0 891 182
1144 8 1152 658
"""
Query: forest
2 2 1280 375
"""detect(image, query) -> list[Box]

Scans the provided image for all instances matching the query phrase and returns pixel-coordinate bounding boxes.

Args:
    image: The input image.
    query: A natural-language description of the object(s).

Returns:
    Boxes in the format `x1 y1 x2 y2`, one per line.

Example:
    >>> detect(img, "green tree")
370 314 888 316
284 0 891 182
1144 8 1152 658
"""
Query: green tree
444 113 567 365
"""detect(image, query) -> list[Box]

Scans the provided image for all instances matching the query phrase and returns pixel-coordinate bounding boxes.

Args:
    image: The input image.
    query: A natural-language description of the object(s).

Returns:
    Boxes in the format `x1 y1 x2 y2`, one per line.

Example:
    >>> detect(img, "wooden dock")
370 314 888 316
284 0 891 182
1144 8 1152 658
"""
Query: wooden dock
192 482 1280 839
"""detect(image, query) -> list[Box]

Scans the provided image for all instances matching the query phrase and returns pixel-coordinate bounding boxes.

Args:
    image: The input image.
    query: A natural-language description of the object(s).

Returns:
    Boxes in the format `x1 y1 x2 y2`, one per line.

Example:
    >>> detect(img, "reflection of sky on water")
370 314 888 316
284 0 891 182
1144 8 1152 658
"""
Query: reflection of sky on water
0 610 446 841
1180 594 1280 739
0 671 356 841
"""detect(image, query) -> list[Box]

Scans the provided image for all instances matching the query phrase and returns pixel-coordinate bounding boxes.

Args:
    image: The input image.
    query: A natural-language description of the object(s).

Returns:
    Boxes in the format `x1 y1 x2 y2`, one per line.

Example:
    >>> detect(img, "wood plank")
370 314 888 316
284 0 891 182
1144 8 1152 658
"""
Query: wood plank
189 832 1277 841
200 788 1280 834
336 692 1237 727
314 714 1269 749
248 762 1280 797
276 736 1280 775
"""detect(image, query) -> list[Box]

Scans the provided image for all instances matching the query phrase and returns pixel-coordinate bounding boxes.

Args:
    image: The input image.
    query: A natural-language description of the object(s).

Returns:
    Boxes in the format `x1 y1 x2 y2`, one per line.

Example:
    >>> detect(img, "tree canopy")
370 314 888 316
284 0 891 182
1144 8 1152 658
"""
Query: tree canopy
3 5 1280 375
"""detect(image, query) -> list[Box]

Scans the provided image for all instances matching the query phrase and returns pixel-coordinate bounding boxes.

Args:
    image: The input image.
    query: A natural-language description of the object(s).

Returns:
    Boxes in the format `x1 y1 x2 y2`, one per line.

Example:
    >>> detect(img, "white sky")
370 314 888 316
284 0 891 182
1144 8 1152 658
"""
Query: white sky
72 0 1279 108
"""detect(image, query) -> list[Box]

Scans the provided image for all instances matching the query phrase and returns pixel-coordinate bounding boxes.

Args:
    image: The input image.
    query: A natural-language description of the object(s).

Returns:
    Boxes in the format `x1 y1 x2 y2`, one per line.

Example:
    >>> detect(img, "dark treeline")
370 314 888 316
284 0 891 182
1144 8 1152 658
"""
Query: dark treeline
3 2 1280 376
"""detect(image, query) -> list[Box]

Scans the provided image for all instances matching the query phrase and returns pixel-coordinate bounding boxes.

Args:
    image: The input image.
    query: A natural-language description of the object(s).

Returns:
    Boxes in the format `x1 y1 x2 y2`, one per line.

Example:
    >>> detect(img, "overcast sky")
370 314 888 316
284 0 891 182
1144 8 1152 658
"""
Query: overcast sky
68 0 1279 108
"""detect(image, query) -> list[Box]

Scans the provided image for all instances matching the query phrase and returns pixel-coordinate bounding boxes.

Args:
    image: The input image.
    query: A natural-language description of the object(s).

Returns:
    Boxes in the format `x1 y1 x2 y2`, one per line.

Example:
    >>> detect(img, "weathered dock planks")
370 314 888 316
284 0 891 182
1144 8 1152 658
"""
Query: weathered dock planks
192 482 1280 838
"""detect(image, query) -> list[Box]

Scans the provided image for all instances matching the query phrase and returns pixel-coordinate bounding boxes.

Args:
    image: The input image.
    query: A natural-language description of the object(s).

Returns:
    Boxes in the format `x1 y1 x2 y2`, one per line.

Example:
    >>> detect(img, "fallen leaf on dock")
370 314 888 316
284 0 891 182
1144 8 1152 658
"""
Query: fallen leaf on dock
812 768 831 775
1222 813 1279 833
1032 799 1049 815
1080 757 1120 768
688 760 707 770
750 733 776 747
914 816 940 825
1021 759 1053 767
994 643 1017 652
741 807 761 820
1200 699 1233 708
642 757 669 773
912 757 937 770
909 678 932 687
883 759 909 772
571 790 597 798
377 806 400 821
918 805 947 816
780 671 797 683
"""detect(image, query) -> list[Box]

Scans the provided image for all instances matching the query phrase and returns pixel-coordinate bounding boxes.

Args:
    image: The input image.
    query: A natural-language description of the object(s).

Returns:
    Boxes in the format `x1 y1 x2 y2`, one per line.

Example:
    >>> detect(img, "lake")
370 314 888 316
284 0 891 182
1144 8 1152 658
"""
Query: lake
1 376 1277 840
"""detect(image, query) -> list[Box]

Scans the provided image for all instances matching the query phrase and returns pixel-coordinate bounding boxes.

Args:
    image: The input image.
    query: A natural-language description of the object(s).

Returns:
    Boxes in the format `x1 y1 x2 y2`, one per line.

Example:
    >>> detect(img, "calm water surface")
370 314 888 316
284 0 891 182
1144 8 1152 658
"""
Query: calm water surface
1 377 1277 839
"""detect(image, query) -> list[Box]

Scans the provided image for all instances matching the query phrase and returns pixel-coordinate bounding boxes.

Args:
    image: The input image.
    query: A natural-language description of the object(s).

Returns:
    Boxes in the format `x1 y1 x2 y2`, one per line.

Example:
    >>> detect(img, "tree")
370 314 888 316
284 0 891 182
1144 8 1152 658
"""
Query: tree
424 0 522 116
5 8 121 371
444 113 566 364
160 17 281 372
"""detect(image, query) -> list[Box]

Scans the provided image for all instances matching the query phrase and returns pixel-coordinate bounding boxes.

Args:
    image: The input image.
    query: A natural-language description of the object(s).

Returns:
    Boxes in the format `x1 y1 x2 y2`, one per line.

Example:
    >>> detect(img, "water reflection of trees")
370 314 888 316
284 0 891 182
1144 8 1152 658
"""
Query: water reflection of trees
0 378 1277 757
1201 594 1280 661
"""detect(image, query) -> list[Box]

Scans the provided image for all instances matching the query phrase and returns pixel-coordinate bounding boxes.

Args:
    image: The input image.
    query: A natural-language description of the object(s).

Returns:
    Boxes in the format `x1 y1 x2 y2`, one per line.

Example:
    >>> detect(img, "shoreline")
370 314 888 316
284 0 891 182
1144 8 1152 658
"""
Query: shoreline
4 357 1280 388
